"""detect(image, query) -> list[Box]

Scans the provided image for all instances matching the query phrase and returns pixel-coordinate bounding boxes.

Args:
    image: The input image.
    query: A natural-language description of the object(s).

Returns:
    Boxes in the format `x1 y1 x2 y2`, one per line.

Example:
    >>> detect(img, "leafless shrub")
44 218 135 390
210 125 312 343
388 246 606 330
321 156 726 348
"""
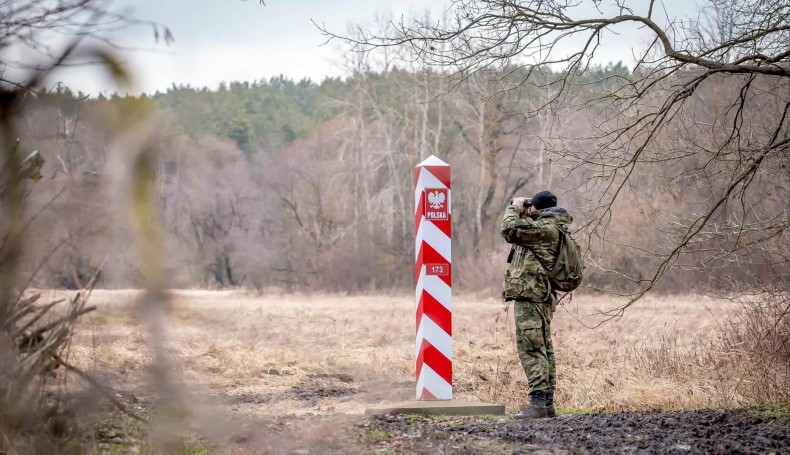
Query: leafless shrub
718 291 790 402
0 2 176 453
0 290 99 452
0 148 116 452
631 291 790 407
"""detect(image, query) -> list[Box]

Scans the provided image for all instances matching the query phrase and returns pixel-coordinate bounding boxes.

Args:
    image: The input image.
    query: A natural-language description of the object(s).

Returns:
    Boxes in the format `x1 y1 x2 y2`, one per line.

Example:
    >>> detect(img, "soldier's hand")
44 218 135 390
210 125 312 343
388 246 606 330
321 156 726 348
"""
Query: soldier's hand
511 197 529 214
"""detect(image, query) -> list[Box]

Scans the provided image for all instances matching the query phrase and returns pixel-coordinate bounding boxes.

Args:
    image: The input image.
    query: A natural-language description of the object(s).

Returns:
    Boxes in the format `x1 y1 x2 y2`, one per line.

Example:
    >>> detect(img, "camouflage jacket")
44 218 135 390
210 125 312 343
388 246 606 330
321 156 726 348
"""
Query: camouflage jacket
501 206 573 302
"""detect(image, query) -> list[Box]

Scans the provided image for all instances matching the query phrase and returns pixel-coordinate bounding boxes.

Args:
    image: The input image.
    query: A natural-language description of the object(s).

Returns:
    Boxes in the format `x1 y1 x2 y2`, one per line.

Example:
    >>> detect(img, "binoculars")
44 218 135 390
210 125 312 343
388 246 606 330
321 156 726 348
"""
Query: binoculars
511 197 533 208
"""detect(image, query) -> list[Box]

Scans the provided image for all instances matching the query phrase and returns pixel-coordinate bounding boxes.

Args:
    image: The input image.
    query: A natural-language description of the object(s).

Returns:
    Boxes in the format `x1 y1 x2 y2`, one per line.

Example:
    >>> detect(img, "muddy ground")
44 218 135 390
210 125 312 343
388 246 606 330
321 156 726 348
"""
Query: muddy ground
218 373 789 454
89 379 790 454
97 406 788 454
353 410 790 455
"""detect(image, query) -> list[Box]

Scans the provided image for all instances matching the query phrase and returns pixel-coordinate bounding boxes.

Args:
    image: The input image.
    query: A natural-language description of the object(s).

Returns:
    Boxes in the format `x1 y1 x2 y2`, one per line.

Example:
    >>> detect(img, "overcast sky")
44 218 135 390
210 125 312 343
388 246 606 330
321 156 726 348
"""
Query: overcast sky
38 0 703 95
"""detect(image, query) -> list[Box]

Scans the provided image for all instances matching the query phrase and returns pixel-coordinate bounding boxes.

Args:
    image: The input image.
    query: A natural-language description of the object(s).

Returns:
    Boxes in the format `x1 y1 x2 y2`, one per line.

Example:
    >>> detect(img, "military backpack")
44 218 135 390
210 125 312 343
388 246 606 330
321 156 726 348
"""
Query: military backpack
547 222 584 292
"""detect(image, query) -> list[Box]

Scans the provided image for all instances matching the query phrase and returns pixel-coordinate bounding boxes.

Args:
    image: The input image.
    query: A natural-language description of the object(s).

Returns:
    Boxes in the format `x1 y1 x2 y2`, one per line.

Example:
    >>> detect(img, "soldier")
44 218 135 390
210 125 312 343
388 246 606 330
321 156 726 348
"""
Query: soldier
501 190 572 419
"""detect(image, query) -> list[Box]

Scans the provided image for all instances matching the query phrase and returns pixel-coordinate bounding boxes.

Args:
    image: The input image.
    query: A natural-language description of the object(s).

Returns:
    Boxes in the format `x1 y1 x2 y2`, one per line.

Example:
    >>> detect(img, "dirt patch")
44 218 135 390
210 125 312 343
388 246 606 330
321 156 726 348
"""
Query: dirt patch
289 373 361 405
227 392 283 406
288 381 360 405
307 373 355 383
227 373 362 408
362 410 790 454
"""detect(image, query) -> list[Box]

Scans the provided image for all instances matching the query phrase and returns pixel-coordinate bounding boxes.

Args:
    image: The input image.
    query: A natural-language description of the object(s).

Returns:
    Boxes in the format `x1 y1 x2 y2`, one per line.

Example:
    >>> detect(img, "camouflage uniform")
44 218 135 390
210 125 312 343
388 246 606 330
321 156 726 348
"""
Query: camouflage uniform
501 205 573 394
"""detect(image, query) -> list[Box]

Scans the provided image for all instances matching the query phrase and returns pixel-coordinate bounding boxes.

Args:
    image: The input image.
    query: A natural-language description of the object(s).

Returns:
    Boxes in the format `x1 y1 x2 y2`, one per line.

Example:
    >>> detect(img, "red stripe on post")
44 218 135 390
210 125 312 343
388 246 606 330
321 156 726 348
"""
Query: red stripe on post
416 242 452 287
416 339 453 385
420 389 437 400
424 166 451 189
417 290 452 335
414 193 425 234
432 215 452 238
421 241 449 265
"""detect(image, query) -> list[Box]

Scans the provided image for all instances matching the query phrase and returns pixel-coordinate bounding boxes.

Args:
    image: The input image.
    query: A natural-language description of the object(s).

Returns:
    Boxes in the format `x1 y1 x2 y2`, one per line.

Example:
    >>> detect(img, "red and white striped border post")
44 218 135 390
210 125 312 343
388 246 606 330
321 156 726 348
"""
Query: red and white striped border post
414 155 452 400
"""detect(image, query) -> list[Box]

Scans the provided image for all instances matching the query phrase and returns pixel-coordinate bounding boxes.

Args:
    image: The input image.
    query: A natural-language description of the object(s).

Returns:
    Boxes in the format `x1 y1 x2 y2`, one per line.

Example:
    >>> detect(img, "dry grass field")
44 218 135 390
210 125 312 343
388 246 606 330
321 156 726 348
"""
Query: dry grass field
52 289 750 421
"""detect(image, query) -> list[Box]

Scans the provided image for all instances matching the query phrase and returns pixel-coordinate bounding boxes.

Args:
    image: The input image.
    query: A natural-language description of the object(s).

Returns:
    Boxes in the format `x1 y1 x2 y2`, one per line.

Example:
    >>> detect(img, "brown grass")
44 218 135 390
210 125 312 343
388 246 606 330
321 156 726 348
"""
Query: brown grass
48 290 775 416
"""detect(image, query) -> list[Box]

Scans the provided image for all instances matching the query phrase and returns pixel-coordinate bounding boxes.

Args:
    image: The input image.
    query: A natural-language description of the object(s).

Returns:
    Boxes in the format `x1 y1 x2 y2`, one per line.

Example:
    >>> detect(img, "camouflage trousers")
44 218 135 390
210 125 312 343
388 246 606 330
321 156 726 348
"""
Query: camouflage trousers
513 299 556 393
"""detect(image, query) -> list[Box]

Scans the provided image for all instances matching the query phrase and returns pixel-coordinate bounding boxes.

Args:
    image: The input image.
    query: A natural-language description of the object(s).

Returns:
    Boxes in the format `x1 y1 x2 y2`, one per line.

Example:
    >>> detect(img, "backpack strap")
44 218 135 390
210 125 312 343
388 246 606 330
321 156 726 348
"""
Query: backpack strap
543 220 568 270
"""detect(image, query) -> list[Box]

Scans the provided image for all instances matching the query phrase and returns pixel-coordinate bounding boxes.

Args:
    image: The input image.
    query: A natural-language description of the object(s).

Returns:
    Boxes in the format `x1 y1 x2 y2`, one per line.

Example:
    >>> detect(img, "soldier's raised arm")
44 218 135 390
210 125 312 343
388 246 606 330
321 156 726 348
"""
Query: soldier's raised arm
501 203 546 247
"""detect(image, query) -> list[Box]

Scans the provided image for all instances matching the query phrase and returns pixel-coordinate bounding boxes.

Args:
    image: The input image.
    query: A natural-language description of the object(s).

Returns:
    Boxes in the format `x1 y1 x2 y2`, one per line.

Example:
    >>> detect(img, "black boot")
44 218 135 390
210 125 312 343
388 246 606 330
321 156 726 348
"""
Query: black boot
514 391 549 419
546 390 556 417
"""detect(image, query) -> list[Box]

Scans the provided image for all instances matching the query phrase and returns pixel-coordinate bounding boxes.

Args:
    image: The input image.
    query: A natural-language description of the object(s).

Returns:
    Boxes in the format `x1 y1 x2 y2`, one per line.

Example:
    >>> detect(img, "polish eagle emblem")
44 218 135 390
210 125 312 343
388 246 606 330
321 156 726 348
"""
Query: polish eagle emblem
427 190 446 209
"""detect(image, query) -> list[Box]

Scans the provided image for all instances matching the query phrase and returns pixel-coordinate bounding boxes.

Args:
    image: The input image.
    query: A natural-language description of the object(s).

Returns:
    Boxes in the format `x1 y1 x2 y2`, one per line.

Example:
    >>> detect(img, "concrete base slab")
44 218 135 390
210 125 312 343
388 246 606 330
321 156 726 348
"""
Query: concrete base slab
365 400 505 416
